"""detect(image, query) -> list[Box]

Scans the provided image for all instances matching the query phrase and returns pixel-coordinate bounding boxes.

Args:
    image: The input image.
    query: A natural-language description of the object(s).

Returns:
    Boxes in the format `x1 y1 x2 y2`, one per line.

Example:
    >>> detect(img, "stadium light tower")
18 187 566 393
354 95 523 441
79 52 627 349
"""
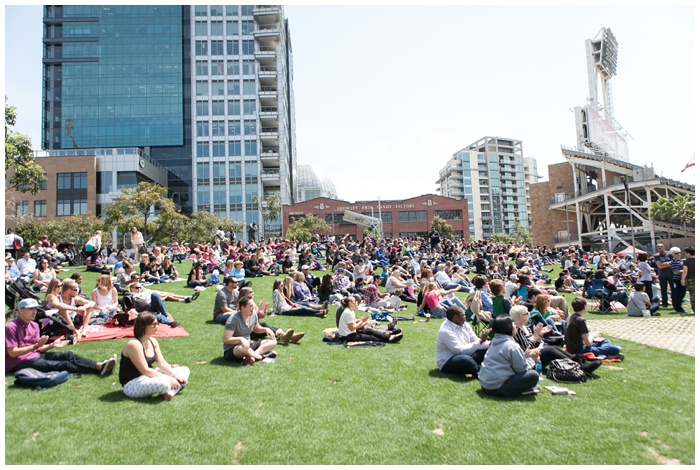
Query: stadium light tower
586 27 618 123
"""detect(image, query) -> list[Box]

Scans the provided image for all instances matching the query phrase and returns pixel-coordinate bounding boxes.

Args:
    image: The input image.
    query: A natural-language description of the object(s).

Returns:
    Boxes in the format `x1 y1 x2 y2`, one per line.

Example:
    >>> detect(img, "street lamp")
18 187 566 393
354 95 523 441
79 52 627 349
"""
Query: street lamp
622 176 636 262
565 200 571 245
377 197 382 238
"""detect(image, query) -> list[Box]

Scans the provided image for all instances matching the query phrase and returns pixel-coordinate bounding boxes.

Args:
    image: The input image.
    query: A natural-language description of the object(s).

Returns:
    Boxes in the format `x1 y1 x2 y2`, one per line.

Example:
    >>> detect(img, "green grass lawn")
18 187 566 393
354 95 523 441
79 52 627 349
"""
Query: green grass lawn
4 262 695 464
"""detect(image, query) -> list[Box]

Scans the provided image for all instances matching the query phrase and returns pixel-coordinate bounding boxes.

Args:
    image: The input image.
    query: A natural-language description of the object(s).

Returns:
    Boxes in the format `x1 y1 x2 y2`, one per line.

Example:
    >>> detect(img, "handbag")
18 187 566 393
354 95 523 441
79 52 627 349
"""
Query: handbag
13 238 22 250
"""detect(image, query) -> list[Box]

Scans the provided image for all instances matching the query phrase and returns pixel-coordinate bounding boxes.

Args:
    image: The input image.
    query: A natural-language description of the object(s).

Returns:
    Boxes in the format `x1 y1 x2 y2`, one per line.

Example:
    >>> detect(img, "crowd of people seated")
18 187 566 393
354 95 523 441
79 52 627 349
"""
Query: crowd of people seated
5 226 694 402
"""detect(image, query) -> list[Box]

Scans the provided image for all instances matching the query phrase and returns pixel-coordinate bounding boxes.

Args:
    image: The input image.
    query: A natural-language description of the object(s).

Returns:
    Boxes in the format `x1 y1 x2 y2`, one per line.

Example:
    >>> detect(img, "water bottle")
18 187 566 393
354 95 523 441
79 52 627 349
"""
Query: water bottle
535 362 543 375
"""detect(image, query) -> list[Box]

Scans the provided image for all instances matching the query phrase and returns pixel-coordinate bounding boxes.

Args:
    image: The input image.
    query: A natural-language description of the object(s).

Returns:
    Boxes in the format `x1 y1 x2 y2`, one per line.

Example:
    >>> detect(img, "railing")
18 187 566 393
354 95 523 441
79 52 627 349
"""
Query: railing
260 86 277 93
259 66 277 73
257 46 276 53
255 24 279 33
261 126 279 133
260 106 278 113
262 169 280 177
261 147 279 154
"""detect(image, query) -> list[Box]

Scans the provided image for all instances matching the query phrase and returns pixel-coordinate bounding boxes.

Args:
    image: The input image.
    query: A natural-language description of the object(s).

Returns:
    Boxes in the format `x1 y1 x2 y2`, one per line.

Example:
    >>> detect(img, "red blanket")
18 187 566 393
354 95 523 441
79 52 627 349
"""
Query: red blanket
74 323 189 342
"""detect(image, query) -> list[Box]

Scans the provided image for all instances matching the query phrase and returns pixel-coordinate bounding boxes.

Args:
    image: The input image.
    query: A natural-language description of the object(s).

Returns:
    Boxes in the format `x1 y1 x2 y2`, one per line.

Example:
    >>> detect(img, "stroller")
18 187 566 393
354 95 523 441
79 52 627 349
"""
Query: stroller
5 279 40 317
6 279 78 342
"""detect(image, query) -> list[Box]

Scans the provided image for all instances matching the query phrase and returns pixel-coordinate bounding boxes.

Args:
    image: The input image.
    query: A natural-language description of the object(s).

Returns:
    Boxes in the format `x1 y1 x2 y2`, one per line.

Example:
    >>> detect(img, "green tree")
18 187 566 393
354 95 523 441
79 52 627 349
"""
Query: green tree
5 98 47 194
430 216 454 240
285 214 331 243
649 197 677 245
103 182 175 241
17 213 110 248
251 193 282 238
514 222 533 247
490 233 516 244
670 195 695 242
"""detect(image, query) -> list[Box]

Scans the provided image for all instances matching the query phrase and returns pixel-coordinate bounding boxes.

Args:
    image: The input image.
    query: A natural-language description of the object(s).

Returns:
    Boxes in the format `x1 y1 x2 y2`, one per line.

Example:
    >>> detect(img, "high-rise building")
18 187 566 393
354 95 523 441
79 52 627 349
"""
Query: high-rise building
41 5 295 237
436 136 538 240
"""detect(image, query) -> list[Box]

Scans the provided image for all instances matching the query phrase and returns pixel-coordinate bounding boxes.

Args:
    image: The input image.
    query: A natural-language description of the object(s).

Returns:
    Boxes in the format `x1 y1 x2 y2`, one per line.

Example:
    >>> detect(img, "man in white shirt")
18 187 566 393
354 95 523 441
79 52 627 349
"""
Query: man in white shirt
434 263 469 292
16 251 37 280
436 305 491 376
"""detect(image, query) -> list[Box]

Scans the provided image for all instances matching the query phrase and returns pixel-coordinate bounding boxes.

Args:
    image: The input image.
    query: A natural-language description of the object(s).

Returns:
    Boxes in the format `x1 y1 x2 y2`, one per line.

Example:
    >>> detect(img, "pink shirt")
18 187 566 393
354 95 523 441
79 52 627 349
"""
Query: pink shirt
5 317 40 371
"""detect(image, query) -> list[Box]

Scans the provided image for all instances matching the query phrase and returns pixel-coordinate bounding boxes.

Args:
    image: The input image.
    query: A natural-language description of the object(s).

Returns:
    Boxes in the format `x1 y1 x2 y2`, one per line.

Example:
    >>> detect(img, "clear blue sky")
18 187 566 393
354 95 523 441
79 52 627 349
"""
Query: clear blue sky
3 4 696 202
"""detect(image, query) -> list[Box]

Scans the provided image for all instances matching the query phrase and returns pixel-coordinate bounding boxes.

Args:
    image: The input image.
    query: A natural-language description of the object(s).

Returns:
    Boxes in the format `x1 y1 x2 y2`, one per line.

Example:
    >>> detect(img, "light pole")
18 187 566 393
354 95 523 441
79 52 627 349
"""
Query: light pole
622 176 636 262
377 197 382 238
565 200 571 245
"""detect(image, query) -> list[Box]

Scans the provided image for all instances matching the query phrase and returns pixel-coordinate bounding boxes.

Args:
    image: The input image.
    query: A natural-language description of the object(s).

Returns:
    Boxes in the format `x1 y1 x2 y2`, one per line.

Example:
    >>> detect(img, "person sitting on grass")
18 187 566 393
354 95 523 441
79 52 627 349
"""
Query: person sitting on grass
46 279 96 339
187 261 211 289
271 279 328 317
555 270 581 294
478 315 541 397
530 294 566 335
510 305 601 375
436 305 491 376
627 282 659 317
213 276 240 324
119 312 190 401
125 283 182 328
337 294 403 343
564 296 623 359
91 274 120 319
239 286 304 345
222 295 278 365
6 298 117 377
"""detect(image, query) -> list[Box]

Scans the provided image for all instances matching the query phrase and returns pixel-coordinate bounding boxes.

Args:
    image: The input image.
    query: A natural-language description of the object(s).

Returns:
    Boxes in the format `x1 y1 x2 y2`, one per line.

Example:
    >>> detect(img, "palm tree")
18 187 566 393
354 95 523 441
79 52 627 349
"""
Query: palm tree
670 195 695 245
649 197 675 245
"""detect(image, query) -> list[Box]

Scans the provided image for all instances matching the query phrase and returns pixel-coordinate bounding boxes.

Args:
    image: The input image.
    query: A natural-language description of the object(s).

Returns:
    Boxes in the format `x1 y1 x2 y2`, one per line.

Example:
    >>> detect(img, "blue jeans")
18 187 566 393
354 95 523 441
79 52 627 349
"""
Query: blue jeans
441 349 486 376
147 293 172 325
576 338 621 356
16 351 98 374
442 281 470 293
481 369 540 397
441 296 468 312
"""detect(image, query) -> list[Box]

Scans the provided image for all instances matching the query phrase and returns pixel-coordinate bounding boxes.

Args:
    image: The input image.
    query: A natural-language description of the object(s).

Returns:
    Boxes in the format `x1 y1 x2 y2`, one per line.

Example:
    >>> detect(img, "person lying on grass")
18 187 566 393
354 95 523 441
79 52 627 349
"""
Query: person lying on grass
6 298 117 377
119 312 190 401
222 295 279 365
436 305 491 376
336 294 403 343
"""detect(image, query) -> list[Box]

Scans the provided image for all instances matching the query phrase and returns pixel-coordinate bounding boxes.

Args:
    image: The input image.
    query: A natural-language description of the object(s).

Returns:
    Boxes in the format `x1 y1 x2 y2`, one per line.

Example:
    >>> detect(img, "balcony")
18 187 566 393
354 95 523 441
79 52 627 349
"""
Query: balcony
259 85 278 99
260 147 280 166
261 168 281 186
255 45 276 60
259 65 277 78
253 5 281 18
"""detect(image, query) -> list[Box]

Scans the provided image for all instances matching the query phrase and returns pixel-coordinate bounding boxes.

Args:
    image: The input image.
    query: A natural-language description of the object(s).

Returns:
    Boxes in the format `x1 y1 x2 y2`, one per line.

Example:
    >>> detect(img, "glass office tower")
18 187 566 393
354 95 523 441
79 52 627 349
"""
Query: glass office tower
42 5 296 234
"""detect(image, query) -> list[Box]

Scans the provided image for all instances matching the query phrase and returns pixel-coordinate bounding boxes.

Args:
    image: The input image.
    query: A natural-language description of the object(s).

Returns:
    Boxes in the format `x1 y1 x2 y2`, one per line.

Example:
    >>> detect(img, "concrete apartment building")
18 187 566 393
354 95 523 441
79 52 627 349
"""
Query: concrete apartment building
436 136 539 240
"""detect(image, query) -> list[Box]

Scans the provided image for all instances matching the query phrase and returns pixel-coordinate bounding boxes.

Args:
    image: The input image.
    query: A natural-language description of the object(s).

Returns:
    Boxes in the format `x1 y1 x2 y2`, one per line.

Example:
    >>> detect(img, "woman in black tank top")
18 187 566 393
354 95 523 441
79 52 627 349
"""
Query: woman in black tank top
119 312 190 401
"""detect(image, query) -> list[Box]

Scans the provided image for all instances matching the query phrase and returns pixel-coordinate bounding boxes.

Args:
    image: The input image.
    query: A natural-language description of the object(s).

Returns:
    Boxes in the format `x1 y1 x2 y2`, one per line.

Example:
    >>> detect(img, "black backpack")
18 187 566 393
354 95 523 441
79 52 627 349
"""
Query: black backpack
546 358 587 383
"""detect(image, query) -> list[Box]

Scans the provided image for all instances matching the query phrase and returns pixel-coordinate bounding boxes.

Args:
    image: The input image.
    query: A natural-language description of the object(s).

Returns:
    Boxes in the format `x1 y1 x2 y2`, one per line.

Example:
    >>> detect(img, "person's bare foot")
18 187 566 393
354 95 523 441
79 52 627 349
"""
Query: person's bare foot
163 392 174 401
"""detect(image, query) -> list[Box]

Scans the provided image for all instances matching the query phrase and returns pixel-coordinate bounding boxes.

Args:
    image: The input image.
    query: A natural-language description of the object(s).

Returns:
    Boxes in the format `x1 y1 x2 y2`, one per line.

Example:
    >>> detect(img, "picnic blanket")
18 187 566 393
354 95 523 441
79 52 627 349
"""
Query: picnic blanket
71 322 189 342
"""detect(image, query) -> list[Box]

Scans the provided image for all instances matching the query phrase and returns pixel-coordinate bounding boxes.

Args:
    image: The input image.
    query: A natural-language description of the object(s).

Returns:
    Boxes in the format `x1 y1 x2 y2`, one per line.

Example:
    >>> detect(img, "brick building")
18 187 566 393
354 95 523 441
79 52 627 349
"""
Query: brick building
283 194 470 241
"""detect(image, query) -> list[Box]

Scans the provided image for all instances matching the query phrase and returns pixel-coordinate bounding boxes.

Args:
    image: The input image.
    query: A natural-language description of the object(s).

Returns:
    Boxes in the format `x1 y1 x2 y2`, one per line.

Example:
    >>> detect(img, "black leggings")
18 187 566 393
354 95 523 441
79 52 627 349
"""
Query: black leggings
342 327 392 343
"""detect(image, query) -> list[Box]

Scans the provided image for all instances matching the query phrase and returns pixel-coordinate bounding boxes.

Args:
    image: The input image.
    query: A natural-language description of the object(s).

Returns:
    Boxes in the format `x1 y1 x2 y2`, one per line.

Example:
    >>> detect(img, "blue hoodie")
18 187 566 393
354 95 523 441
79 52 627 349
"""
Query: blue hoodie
478 333 530 390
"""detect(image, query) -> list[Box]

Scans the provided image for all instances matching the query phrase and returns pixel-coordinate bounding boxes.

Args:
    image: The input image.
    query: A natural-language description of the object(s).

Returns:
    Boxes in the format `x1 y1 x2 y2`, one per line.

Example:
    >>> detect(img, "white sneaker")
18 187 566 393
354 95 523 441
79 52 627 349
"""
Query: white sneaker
521 386 541 395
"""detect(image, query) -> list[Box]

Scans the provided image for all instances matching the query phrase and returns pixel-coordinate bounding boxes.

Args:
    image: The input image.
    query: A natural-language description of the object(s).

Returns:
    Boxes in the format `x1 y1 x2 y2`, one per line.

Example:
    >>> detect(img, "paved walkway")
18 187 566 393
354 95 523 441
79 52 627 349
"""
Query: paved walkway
586 316 695 356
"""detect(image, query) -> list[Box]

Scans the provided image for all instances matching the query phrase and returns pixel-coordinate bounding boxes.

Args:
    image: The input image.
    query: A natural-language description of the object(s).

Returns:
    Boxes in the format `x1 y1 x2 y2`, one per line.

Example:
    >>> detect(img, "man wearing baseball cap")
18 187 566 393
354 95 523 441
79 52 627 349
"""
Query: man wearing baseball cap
5 298 117 376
